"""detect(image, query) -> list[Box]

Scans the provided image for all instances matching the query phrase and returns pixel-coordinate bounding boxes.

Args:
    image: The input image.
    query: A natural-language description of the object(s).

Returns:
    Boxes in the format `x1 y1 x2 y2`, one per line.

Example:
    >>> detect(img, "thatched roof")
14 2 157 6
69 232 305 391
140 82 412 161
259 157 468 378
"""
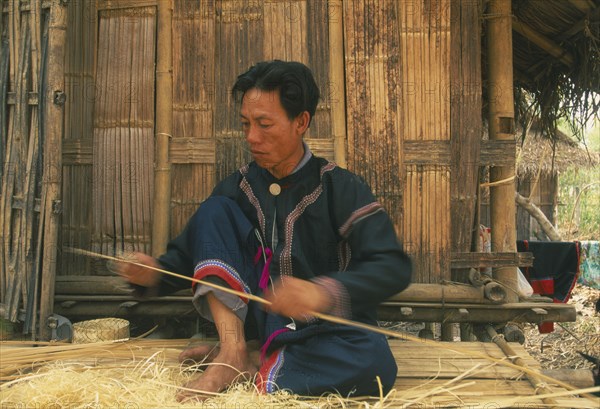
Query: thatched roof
516 120 599 177
486 0 600 141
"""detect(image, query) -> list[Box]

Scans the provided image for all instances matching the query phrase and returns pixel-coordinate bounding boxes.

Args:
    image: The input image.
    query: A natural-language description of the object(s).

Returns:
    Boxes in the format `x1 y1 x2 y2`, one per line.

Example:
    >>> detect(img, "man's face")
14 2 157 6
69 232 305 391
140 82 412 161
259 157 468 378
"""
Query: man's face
240 88 308 179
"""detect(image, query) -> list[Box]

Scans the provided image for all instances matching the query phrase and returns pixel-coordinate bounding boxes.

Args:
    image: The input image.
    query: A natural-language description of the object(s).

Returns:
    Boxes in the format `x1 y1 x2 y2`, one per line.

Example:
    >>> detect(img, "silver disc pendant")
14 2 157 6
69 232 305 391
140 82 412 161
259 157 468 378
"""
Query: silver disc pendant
269 183 282 196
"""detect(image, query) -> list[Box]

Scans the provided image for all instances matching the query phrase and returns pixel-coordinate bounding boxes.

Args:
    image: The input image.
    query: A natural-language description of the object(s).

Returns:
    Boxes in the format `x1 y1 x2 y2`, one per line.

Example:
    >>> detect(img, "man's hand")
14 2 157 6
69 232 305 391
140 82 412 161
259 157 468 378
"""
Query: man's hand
264 276 332 321
108 252 162 288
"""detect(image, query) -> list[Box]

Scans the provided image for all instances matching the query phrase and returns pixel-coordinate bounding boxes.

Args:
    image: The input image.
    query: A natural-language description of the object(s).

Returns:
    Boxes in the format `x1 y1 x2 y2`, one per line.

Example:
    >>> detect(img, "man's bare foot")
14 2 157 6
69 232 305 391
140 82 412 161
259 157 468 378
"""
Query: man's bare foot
176 347 258 402
178 340 261 365
179 343 220 365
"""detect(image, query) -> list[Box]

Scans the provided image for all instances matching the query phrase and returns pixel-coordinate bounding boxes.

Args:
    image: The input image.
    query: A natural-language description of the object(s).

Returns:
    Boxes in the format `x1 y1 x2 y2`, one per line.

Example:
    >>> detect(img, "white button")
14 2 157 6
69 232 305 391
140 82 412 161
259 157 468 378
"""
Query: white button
269 183 282 196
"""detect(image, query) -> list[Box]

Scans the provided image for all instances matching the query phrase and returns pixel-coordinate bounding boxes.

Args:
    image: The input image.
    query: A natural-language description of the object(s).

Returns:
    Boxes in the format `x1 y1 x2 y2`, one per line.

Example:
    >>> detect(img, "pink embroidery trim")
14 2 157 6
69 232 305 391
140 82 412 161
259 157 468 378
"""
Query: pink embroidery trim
260 328 290 364
254 246 273 290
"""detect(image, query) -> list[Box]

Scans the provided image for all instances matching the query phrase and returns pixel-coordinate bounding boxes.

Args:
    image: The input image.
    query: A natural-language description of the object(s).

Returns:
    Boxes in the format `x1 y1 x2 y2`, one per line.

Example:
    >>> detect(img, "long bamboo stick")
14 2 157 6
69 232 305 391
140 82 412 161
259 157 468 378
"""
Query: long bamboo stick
63 247 599 399
152 0 172 257
486 325 560 406
328 0 347 168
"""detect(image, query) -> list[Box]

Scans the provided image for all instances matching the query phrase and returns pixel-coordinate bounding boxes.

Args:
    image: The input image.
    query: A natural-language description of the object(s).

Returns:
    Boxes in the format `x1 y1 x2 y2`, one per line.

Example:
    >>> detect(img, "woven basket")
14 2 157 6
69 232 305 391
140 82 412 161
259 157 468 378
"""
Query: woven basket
72 318 130 344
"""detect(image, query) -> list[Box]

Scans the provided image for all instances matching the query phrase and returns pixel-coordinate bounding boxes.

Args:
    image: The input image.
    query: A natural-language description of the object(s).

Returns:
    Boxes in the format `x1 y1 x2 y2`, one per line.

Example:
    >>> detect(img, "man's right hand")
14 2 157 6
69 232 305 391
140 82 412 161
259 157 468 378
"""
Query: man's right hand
109 252 162 288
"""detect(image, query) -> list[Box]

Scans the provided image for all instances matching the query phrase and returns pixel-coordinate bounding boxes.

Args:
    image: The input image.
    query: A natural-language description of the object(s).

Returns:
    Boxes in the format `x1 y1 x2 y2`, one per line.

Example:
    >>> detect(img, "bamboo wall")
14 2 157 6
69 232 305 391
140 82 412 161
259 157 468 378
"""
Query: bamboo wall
56 0 478 283
3 0 492 321
1 0 66 339
0 0 50 328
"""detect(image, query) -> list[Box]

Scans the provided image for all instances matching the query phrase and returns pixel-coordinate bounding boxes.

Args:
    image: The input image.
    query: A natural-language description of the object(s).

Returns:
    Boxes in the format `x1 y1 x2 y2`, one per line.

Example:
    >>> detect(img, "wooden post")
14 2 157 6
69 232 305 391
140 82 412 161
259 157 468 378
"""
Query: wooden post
152 0 173 257
39 0 67 340
487 0 518 303
328 0 347 168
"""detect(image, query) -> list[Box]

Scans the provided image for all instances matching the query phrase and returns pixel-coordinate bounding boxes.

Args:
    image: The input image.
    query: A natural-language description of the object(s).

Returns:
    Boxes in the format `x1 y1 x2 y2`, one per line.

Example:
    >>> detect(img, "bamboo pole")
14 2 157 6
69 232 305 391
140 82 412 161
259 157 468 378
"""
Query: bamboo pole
485 325 560 407
487 0 518 303
152 0 173 257
38 0 67 340
328 0 347 168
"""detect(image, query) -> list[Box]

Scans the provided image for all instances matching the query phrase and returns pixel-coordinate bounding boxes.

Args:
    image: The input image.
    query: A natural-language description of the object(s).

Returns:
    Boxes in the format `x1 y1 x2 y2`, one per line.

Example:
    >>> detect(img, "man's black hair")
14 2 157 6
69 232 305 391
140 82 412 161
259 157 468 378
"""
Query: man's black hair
232 60 320 125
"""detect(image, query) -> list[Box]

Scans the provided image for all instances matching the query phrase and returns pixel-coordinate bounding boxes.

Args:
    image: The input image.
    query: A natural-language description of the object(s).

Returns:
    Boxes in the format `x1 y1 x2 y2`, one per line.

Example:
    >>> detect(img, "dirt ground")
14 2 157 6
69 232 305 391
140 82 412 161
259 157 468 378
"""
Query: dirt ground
522 283 600 371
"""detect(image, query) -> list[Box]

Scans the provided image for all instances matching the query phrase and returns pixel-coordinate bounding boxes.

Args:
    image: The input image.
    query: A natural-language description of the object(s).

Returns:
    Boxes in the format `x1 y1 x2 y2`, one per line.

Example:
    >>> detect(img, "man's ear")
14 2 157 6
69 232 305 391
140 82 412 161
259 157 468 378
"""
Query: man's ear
295 111 311 134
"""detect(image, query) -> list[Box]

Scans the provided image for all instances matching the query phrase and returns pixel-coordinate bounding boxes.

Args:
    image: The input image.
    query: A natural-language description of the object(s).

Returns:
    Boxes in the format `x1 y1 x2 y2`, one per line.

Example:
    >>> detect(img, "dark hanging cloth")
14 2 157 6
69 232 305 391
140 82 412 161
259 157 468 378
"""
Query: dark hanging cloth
517 240 580 333
517 240 580 303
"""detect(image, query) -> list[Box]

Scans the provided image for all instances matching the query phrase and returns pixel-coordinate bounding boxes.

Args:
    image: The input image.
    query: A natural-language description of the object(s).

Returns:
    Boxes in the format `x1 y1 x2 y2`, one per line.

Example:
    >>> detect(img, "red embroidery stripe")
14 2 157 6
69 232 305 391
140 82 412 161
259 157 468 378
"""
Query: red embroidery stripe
256 347 283 394
193 266 250 304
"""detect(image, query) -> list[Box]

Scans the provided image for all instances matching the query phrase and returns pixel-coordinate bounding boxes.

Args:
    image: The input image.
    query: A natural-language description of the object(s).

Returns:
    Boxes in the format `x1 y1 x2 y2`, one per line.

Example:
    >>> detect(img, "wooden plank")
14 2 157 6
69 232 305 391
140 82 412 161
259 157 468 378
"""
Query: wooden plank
387 283 485 303
62 139 93 165
403 140 451 165
55 276 131 295
397 140 515 166
97 0 157 10
378 302 576 323
169 138 215 164
451 252 534 269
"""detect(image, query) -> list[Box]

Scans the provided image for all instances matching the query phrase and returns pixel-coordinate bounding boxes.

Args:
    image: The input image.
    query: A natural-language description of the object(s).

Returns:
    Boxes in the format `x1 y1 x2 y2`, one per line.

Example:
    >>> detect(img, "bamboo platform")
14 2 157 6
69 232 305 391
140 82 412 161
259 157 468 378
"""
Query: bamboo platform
1 338 598 408
389 339 599 408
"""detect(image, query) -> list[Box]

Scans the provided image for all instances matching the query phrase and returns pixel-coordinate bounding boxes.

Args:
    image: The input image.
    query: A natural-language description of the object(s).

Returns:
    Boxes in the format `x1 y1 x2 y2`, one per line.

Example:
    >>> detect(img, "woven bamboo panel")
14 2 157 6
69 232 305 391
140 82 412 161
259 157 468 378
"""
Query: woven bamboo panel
60 0 97 276
171 0 215 237
48 0 482 295
399 0 451 282
169 0 333 235
343 0 404 234
91 7 156 270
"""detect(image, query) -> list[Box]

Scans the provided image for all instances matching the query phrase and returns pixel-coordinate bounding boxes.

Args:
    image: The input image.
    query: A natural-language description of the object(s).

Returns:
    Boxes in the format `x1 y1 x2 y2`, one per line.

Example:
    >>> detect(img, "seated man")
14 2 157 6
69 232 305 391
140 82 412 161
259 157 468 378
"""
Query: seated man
115 60 412 401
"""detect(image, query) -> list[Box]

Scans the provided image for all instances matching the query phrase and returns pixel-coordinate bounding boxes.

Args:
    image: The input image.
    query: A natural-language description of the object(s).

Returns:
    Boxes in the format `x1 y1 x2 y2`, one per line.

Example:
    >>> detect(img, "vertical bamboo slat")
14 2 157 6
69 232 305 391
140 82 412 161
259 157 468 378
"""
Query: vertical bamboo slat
21 0 43 334
39 0 67 340
0 2 10 304
328 0 347 168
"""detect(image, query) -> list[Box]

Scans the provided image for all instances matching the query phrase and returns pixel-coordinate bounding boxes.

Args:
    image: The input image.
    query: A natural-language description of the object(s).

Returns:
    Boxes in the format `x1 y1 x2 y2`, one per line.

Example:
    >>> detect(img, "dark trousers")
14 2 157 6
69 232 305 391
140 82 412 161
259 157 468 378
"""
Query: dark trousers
181 196 398 396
